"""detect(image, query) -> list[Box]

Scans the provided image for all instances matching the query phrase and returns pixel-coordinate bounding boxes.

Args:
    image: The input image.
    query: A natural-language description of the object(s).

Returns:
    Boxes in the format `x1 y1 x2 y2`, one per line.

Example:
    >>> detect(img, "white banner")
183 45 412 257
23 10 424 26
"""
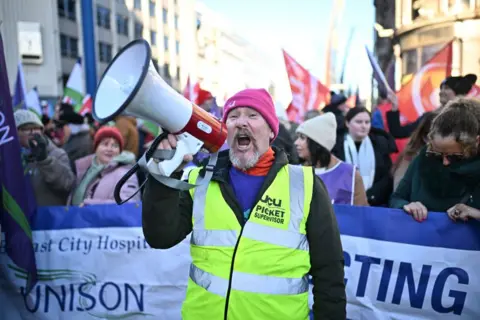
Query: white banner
1 204 479 319
1 227 191 320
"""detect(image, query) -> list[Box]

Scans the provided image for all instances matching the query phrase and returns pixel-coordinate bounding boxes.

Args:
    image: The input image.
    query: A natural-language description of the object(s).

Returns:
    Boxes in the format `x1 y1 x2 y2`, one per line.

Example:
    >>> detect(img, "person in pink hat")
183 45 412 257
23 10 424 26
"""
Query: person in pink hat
142 88 346 320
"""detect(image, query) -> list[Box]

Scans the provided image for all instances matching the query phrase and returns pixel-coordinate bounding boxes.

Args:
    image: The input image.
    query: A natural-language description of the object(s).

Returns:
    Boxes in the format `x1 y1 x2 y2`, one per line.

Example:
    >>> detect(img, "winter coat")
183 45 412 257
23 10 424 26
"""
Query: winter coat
142 146 346 319
24 139 76 206
390 147 480 212
332 127 398 206
69 151 140 205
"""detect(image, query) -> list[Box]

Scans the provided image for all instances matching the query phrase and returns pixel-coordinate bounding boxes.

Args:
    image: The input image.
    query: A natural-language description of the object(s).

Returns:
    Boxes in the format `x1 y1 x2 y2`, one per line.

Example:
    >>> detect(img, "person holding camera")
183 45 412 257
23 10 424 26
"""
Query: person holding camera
142 88 346 320
14 109 75 206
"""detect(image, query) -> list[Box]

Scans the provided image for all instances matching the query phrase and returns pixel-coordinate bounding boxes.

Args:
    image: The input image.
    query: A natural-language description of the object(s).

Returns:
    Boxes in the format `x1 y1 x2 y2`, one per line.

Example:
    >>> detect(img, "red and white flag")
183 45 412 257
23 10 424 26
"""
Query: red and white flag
283 50 330 123
183 75 200 104
78 94 92 116
396 42 452 122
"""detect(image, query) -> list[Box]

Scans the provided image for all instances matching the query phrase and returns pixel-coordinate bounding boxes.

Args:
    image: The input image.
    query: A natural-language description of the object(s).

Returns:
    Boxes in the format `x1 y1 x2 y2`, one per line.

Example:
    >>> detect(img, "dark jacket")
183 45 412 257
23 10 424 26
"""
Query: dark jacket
390 147 480 212
272 123 299 164
332 128 397 206
386 110 427 139
25 139 76 206
142 147 346 319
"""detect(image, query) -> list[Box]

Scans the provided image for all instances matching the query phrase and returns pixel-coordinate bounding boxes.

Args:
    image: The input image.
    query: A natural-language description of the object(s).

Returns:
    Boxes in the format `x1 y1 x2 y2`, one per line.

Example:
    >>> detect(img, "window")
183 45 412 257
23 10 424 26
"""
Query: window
116 14 129 36
412 0 440 20
150 31 157 46
99 42 113 63
447 0 472 13
163 63 171 78
60 34 78 58
175 40 180 53
174 14 179 29
152 58 160 72
164 36 169 50
62 74 70 87
162 8 168 23
58 0 76 21
134 22 143 39
403 49 418 75
97 6 111 29
149 1 156 17
134 0 141 10
421 43 444 65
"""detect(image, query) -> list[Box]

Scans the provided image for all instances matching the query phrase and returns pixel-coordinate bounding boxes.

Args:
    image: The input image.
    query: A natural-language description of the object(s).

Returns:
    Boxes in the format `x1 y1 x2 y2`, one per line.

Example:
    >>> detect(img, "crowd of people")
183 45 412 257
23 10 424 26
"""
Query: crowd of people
10 74 480 319
15 76 480 219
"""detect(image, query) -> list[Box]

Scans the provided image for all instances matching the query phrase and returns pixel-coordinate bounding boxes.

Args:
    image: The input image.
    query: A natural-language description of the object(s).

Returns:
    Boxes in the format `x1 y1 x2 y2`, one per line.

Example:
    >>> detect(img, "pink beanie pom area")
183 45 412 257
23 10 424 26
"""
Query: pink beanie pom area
222 88 279 140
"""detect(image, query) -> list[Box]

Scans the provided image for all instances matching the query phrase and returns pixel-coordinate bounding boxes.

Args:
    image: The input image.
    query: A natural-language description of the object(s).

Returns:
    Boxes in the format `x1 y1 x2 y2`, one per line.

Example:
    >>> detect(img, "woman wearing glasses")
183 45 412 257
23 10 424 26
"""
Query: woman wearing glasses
390 98 480 222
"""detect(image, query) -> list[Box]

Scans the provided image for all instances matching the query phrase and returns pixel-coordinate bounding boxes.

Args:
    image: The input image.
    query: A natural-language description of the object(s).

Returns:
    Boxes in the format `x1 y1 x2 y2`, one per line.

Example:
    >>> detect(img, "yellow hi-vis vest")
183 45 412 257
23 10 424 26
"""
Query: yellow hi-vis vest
182 164 314 320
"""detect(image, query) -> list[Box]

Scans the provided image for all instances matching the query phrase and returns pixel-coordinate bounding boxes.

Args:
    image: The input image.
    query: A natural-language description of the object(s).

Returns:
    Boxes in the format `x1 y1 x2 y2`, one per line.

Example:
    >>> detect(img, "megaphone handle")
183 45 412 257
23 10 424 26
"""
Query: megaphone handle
113 132 168 205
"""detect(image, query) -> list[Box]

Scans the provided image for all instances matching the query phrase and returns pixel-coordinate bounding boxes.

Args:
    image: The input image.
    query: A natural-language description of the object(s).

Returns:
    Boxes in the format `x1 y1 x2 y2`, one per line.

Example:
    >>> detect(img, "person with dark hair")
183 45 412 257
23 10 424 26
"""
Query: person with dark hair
295 113 368 205
390 98 480 222
59 102 93 161
386 74 478 139
322 92 348 131
332 106 398 206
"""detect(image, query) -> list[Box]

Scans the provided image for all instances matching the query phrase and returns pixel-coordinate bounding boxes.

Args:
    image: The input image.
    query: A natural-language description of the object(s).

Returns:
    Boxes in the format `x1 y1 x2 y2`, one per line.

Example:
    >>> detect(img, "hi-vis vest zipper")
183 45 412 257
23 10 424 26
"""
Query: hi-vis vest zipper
182 164 314 320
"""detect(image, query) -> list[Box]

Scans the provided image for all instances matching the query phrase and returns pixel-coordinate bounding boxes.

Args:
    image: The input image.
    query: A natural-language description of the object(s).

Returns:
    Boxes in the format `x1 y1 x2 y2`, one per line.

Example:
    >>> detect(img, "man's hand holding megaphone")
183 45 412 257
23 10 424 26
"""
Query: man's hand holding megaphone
156 134 194 172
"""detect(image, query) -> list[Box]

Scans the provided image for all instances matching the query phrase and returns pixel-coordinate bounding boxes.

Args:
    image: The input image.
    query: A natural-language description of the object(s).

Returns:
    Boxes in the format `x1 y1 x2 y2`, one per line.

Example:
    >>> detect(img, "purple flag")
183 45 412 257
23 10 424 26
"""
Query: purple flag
12 61 27 110
0 32 38 293
386 57 396 91
365 46 393 97
210 97 222 119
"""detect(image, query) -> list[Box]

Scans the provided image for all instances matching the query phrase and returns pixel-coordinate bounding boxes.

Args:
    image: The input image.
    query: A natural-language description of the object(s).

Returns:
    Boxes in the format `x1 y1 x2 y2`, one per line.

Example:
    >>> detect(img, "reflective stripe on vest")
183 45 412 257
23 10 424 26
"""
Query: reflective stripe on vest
190 164 309 296
190 264 309 297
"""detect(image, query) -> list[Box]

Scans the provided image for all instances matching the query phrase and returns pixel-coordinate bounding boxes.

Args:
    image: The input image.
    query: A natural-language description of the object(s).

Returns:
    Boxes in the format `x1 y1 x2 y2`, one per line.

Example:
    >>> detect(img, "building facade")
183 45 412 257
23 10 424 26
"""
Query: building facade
374 0 395 81
1 0 196 101
1 0 280 106
395 0 480 86
194 2 280 105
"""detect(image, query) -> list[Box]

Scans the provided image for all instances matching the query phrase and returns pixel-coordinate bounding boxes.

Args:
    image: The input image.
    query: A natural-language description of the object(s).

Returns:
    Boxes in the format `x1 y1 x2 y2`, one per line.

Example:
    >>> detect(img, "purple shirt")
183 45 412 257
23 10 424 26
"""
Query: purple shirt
315 161 355 205
229 167 266 221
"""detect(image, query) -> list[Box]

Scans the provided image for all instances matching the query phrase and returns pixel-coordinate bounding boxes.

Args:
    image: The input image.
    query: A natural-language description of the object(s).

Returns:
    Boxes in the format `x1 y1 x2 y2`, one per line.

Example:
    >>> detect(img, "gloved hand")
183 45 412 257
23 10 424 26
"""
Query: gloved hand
28 134 48 162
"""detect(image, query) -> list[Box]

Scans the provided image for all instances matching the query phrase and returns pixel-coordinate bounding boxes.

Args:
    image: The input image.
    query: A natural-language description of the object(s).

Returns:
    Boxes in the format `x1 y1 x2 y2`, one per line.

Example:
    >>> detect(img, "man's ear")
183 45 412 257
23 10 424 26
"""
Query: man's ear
269 130 274 140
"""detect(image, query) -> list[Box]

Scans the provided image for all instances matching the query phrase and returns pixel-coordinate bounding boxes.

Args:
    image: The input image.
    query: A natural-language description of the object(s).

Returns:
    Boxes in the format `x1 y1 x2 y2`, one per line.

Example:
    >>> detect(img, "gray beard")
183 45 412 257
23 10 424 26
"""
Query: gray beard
229 148 260 170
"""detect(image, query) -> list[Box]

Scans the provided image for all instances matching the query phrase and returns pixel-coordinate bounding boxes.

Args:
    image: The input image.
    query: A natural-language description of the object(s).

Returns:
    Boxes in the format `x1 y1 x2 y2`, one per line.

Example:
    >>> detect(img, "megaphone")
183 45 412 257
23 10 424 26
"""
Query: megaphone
93 39 228 204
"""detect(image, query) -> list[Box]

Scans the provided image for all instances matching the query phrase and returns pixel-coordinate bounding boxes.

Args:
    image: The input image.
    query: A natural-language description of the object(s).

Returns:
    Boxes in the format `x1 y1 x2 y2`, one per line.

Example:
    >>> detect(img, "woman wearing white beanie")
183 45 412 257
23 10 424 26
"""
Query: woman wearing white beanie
295 113 368 206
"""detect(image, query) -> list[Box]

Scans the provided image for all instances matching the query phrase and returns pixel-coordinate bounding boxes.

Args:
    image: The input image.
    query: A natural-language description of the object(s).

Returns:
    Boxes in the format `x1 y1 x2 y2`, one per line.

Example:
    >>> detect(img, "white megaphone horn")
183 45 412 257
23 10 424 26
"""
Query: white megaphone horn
92 39 227 204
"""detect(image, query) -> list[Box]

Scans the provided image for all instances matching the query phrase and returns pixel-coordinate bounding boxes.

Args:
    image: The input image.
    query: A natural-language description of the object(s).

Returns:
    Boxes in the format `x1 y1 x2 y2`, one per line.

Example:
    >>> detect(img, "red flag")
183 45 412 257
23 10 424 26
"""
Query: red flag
183 75 200 104
283 50 330 123
396 42 452 122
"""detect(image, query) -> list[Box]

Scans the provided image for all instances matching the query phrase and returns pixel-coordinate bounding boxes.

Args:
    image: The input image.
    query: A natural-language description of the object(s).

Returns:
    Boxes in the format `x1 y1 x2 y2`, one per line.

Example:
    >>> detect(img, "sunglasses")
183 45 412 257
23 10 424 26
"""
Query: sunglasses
426 150 466 163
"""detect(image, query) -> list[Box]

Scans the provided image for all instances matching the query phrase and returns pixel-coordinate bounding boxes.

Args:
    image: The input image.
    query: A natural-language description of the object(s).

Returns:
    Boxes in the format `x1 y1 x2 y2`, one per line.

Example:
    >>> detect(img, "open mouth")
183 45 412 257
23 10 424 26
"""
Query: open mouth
235 134 252 150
